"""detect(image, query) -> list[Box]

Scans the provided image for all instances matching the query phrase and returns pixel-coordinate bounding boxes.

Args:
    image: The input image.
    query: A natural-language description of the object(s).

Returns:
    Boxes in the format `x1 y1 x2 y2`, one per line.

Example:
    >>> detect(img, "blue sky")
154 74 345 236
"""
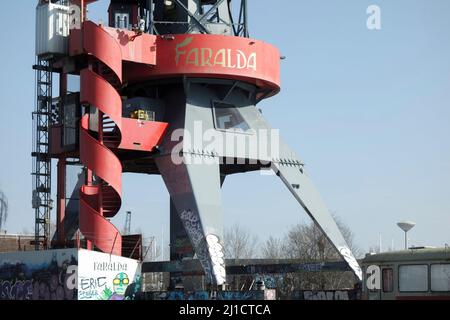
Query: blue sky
0 0 449 257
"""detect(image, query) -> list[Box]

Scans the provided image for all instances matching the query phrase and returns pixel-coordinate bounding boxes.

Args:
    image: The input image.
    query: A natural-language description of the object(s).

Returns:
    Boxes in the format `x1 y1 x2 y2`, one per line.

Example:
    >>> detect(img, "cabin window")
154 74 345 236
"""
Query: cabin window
382 268 393 292
399 265 428 292
115 13 129 29
431 264 450 292
213 101 251 133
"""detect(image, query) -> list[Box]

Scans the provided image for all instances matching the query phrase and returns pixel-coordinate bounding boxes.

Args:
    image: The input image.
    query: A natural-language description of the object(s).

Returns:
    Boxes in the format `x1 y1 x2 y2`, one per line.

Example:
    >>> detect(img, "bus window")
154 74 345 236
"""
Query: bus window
382 268 393 292
431 264 450 292
399 265 428 292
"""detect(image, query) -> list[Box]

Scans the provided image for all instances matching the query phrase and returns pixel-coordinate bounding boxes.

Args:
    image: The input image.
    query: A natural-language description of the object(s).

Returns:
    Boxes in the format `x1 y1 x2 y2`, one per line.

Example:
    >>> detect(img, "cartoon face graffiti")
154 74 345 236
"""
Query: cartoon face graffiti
112 273 129 295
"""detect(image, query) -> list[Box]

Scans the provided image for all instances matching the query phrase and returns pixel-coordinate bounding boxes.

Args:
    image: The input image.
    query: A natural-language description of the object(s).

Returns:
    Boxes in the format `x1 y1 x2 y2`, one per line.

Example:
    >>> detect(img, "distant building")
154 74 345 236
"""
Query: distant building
0 233 35 253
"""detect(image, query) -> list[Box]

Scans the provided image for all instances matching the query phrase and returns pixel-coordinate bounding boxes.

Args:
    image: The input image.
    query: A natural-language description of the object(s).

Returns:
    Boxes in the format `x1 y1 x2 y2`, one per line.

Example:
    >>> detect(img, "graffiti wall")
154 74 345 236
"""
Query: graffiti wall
0 249 142 300
77 250 141 300
0 249 78 300
147 290 268 300
292 290 360 300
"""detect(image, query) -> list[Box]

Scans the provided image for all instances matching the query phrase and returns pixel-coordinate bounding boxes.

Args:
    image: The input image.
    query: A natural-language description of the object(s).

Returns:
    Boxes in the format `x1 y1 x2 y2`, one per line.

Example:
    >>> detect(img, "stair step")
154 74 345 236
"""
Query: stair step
32 152 51 162
37 96 50 102
33 111 50 116
32 172 50 177
33 64 52 72
36 186 51 193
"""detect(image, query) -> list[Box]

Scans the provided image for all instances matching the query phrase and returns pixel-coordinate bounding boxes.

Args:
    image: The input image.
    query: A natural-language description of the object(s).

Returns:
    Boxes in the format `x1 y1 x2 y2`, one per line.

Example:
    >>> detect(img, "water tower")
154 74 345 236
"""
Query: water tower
397 221 416 250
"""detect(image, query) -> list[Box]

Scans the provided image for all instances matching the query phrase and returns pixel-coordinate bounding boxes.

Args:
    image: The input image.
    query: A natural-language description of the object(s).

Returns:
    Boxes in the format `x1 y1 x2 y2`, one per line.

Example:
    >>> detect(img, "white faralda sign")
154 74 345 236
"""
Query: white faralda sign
77 250 141 300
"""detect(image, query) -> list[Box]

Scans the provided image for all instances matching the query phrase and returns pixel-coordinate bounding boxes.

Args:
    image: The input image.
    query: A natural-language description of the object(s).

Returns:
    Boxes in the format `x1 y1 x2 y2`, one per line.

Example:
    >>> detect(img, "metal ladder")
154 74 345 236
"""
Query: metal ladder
32 58 53 250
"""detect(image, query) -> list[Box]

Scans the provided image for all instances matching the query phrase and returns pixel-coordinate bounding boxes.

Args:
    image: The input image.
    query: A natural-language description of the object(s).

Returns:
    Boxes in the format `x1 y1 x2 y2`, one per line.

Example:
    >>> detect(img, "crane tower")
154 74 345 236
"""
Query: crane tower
34 0 362 287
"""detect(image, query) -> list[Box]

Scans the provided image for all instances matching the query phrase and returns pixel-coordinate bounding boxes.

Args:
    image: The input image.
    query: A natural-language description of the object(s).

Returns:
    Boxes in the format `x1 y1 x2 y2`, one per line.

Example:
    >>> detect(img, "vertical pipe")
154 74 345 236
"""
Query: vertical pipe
148 0 153 35
98 112 103 145
85 61 93 250
405 231 407 250
243 0 248 37
379 233 382 253
85 60 96 251
86 167 93 251
56 73 68 246
98 110 103 218
46 64 53 251
86 169 93 185
56 158 66 246
76 230 81 249
161 225 164 261
81 0 86 22
60 72 67 99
